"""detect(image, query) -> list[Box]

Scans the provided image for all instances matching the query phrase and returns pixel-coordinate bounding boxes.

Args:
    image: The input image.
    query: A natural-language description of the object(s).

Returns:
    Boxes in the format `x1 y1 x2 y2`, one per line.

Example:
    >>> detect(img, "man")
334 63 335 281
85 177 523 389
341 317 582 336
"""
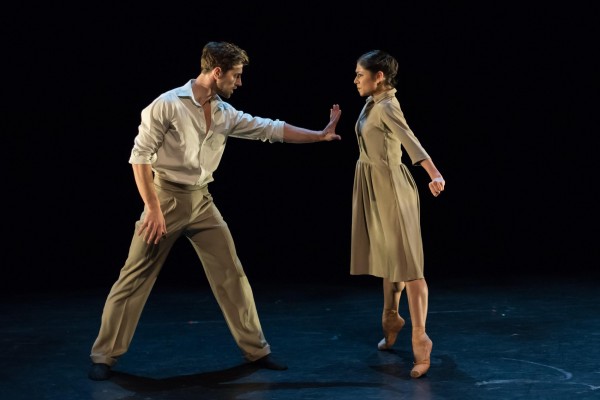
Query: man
88 41 341 381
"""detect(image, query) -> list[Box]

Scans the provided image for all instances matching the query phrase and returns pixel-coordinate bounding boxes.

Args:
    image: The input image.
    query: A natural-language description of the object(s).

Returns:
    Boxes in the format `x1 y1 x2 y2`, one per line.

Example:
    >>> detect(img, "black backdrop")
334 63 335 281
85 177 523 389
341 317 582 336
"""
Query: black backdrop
4 2 598 294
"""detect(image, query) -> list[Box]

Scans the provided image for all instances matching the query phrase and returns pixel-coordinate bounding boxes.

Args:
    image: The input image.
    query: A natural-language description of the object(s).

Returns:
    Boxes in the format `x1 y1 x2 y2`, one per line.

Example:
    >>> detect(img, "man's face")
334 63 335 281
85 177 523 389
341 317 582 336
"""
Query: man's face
216 64 243 99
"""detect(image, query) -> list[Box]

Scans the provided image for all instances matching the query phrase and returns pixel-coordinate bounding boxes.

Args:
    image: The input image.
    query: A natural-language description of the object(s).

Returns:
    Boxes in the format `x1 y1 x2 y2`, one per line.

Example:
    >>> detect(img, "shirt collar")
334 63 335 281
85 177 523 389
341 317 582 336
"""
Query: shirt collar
175 79 224 108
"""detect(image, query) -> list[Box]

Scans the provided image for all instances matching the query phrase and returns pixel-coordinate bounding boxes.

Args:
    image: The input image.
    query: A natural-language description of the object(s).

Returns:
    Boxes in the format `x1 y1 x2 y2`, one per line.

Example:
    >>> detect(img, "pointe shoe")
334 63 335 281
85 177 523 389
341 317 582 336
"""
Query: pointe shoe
410 335 432 378
377 310 405 350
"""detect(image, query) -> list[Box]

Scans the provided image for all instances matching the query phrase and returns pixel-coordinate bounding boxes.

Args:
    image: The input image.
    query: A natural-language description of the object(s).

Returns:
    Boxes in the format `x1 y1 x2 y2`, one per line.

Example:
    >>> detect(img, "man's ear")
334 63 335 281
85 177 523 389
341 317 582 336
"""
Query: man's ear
214 67 222 79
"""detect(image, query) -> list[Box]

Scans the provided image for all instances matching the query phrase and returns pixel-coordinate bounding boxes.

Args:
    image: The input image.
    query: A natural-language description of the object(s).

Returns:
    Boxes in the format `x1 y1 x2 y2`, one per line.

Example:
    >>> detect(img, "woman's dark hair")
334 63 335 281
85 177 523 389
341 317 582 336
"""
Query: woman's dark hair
201 41 250 73
357 50 398 88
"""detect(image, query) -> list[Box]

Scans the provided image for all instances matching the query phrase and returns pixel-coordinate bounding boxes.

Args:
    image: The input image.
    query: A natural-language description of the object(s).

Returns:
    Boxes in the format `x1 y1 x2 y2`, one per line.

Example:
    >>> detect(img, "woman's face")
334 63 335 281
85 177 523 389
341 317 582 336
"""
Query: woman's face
354 64 378 97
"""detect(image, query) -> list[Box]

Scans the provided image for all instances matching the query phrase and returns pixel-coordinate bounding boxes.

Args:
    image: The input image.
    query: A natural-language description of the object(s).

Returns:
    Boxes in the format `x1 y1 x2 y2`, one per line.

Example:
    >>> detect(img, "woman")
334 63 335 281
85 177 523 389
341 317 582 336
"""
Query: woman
350 49 445 378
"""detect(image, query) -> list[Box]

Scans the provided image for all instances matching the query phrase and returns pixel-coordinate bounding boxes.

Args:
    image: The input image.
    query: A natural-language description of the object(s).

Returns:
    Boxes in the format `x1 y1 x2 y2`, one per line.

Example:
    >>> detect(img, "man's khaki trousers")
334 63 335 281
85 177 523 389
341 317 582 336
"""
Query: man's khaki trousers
90 177 271 366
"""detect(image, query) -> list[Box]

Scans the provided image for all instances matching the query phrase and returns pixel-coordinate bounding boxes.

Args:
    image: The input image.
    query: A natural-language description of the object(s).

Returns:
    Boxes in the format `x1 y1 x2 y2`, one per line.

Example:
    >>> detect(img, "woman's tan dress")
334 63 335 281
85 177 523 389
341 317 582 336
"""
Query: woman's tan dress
350 89 430 282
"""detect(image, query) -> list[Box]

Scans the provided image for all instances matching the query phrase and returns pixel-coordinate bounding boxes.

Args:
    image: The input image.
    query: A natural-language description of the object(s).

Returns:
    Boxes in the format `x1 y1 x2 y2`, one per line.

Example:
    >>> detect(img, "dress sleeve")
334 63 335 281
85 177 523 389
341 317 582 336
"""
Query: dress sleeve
380 100 430 166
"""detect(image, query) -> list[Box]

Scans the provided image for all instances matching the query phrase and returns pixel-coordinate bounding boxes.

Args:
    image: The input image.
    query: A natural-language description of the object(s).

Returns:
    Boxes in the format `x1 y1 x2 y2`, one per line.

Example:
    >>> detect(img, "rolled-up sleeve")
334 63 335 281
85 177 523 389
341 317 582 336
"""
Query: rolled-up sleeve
223 107 285 143
129 98 171 164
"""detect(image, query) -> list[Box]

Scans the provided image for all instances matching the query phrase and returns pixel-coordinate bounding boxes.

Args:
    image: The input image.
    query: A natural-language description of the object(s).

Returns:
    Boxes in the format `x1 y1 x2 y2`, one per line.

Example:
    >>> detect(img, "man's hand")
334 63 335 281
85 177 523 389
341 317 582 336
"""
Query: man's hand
321 104 342 141
137 208 167 244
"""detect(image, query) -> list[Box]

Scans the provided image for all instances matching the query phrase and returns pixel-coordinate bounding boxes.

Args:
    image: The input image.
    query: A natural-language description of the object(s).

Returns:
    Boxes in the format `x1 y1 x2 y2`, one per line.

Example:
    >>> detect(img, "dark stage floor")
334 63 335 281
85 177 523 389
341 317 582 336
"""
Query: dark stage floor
1 275 599 400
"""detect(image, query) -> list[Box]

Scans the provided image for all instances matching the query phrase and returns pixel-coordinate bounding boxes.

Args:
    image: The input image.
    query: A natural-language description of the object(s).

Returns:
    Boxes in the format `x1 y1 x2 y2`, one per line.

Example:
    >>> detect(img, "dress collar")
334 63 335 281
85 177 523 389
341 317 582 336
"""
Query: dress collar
367 88 397 105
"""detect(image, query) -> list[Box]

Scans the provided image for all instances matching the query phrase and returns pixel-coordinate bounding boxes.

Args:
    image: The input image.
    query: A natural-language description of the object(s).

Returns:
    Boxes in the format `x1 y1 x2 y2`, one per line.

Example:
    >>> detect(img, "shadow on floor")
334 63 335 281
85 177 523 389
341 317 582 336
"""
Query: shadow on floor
1 276 599 399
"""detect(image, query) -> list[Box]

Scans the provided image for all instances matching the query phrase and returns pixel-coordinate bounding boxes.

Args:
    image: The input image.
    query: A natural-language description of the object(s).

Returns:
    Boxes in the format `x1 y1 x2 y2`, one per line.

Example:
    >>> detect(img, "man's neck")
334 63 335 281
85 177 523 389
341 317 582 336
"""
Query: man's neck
192 75 214 106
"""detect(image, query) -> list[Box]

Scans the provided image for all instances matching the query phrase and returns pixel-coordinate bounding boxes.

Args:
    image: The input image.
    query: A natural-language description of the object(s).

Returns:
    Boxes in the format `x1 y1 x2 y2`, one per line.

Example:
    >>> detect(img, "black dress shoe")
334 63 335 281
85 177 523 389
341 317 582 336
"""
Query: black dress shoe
252 354 288 370
88 363 112 380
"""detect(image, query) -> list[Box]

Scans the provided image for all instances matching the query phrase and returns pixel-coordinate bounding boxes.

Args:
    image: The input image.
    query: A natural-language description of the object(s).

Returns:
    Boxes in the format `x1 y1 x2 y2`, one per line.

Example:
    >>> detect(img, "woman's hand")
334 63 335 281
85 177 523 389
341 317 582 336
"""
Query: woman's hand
429 177 445 197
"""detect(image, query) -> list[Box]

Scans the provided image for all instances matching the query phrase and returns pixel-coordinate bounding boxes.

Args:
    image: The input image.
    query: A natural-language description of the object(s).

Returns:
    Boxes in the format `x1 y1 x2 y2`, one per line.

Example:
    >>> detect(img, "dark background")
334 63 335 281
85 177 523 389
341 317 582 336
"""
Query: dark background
3 2 598 294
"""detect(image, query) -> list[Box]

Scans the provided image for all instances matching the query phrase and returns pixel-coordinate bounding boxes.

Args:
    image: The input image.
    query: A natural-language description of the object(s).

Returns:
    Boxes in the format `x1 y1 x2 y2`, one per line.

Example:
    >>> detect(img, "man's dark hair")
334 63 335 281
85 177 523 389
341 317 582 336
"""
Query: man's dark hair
201 41 249 73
